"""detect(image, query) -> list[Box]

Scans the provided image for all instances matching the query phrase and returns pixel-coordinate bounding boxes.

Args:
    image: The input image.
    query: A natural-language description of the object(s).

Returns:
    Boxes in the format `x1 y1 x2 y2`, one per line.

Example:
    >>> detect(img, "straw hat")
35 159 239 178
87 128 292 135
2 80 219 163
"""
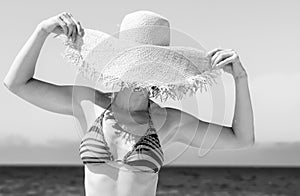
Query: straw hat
56 10 222 102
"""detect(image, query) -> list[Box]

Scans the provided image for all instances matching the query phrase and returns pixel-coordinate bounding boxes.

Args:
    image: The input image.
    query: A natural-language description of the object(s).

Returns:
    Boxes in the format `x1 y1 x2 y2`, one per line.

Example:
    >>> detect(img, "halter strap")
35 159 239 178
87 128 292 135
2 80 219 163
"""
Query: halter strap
147 100 154 129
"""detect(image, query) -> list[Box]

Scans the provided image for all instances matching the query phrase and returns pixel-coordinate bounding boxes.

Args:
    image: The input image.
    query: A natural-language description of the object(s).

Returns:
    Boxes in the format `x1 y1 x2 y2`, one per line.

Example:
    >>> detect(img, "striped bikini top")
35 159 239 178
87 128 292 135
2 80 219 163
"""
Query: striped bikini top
79 94 164 173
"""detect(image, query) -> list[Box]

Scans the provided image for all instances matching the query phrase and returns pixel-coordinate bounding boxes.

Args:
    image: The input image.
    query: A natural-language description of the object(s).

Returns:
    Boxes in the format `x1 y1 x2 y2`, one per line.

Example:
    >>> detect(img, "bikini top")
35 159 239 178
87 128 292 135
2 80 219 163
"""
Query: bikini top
79 94 164 173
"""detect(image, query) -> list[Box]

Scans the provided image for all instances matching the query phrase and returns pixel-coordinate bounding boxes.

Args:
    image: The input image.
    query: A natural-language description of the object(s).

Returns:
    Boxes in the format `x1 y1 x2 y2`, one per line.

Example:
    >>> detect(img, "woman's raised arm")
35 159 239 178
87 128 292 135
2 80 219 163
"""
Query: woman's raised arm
164 48 255 150
3 12 111 131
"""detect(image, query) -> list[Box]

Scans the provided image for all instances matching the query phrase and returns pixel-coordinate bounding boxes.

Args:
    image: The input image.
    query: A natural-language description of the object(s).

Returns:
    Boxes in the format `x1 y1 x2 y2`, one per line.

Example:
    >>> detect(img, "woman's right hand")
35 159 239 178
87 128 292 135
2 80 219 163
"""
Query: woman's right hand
38 12 84 42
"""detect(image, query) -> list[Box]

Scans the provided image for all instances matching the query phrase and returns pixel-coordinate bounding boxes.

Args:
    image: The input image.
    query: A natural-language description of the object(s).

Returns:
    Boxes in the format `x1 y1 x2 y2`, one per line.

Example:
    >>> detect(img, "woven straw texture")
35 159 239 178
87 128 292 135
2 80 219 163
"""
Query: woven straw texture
56 10 222 102
56 29 222 102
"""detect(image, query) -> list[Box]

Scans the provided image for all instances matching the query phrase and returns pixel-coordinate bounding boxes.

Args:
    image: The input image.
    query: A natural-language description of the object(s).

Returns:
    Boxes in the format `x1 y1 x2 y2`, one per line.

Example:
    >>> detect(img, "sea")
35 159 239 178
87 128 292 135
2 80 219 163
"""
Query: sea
0 166 299 196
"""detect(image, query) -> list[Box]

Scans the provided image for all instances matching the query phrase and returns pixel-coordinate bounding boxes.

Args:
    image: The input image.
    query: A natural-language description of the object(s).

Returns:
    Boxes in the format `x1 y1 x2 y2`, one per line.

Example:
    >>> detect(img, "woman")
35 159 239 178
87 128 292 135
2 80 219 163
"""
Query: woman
3 11 254 196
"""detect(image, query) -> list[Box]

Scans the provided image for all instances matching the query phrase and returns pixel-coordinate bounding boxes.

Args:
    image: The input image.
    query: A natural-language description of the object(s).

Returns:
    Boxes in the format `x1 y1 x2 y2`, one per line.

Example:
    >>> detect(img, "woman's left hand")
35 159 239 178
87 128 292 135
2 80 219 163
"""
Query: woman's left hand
207 47 247 79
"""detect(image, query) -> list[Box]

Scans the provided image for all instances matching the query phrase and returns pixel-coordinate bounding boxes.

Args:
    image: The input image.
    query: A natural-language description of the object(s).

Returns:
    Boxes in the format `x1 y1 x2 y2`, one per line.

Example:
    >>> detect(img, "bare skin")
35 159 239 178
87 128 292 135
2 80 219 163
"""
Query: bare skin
3 12 254 196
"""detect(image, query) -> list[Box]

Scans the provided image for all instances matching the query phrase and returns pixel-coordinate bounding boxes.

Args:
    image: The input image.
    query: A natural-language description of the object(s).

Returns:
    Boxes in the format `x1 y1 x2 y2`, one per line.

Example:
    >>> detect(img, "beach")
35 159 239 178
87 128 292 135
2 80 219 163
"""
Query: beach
0 166 299 196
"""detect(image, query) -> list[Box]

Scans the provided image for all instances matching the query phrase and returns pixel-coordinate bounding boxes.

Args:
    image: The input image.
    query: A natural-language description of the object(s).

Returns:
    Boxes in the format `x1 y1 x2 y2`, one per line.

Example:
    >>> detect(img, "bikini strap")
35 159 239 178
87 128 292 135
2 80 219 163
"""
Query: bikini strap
147 100 155 131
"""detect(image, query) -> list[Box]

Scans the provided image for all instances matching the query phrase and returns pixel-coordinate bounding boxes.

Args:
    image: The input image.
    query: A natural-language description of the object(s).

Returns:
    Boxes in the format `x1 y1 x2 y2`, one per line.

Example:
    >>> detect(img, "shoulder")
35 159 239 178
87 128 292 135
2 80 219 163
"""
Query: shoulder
73 85 112 109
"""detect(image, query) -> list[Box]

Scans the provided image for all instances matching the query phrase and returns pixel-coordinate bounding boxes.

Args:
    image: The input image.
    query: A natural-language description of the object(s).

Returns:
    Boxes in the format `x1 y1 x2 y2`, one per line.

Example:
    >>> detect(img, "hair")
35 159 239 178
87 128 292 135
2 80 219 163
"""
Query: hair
148 86 160 99
110 86 159 101
132 86 160 99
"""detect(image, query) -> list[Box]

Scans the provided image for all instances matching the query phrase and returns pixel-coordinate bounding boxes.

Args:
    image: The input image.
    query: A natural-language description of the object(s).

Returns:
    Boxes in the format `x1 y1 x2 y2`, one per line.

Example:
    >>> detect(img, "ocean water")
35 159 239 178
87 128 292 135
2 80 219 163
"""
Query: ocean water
0 166 299 196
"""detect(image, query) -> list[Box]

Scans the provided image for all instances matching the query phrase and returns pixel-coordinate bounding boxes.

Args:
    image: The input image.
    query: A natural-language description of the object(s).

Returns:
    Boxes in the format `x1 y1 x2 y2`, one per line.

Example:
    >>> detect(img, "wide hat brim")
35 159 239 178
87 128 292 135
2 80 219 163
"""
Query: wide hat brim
56 28 222 102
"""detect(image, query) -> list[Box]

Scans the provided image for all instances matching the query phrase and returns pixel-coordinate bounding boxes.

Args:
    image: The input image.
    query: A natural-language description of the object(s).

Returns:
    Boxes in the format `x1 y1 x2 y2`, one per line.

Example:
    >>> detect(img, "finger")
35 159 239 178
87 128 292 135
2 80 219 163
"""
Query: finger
68 17 77 42
60 14 71 37
65 14 77 41
212 51 233 68
57 16 68 36
61 14 74 38
211 49 233 66
72 22 78 42
215 55 235 69
67 13 82 37
66 13 79 41
207 47 222 57
211 50 223 65
77 21 85 36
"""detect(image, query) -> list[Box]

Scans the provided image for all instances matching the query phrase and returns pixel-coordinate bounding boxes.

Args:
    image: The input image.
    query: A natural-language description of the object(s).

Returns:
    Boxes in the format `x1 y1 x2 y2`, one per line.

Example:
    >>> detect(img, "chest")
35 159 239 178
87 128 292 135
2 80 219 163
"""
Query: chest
102 110 151 160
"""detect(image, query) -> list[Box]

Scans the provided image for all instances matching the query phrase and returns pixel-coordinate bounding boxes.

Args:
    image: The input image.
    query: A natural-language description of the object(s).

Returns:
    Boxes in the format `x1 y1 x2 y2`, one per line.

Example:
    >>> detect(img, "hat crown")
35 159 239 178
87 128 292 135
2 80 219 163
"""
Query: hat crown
119 10 170 46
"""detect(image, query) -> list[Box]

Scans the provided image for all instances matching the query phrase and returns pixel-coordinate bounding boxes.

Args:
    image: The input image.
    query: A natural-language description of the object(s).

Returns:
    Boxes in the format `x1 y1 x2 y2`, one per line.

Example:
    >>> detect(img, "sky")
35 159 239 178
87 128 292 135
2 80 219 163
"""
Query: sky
0 0 299 166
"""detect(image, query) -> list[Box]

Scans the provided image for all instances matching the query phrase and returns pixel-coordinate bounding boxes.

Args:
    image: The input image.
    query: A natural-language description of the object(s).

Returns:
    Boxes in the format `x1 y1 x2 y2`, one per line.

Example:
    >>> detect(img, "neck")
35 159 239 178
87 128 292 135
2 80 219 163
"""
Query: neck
112 87 149 112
